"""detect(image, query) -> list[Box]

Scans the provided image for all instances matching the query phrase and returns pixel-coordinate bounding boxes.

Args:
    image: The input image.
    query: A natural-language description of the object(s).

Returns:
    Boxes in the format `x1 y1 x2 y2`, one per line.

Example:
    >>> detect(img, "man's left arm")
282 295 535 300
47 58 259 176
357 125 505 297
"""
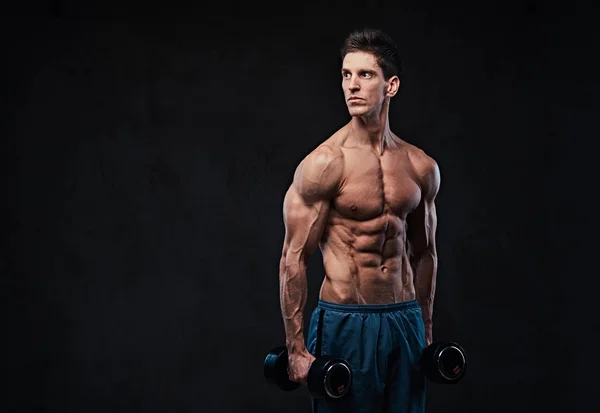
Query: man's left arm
407 155 441 347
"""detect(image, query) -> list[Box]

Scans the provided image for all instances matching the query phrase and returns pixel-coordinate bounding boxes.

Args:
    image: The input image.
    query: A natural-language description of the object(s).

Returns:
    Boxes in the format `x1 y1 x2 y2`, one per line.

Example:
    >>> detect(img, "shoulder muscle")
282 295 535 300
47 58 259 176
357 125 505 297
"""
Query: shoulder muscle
407 147 440 199
293 144 344 203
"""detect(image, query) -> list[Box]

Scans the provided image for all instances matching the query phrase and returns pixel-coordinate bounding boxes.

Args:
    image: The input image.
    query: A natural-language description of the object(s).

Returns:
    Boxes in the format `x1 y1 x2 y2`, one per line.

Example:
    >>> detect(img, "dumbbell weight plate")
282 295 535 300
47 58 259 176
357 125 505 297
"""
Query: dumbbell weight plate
423 342 467 384
264 346 301 391
307 356 352 400
437 344 466 382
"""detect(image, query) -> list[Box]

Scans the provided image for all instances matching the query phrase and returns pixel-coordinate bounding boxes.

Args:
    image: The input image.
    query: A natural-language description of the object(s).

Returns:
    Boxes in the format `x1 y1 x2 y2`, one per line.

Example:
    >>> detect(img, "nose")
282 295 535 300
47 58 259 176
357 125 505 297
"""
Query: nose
348 75 360 92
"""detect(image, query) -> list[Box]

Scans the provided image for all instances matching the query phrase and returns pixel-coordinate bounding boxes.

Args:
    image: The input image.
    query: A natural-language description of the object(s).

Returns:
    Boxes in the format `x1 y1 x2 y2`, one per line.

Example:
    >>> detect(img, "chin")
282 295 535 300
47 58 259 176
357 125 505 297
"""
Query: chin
347 106 370 117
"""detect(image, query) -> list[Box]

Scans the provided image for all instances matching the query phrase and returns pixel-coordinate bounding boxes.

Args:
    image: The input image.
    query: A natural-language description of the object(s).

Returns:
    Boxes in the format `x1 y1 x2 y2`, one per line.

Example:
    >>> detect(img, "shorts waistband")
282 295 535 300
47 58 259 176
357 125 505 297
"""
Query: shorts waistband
317 299 420 313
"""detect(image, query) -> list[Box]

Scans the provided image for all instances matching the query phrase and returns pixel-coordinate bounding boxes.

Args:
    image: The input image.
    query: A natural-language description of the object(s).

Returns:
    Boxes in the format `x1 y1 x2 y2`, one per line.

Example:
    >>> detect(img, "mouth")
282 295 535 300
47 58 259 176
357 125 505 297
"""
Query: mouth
348 97 364 102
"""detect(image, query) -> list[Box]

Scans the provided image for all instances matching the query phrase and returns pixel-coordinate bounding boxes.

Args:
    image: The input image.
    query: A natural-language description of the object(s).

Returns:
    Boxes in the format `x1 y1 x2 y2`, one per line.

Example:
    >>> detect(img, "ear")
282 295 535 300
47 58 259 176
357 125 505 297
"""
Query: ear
386 76 400 97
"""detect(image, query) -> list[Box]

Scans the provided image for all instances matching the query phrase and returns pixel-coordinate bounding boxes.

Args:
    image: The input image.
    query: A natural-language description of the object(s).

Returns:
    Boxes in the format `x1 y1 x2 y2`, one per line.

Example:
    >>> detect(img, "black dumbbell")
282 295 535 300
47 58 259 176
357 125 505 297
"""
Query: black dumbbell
422 341 467 384
264 346 353 400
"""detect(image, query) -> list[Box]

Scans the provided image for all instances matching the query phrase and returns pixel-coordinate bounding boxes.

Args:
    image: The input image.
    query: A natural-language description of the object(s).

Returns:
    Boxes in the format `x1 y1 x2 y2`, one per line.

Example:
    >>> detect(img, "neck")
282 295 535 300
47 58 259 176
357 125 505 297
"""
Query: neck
348 98 396 155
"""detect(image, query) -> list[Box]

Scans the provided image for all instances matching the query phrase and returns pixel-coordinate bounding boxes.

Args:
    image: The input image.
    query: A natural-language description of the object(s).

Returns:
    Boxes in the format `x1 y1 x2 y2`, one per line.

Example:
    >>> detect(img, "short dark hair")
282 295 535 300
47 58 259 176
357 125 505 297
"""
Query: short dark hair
340 28 400 80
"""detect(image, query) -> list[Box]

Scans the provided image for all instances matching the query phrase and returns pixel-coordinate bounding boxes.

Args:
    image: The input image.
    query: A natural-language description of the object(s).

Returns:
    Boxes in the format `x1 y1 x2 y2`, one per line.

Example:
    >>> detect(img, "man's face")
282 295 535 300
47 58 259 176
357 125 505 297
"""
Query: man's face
341 51 397 117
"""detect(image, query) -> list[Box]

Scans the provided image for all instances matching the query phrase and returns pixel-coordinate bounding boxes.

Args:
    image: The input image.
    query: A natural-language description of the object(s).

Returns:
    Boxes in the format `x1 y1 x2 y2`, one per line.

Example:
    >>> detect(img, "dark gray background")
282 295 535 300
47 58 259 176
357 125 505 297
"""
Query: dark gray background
2 1 597 412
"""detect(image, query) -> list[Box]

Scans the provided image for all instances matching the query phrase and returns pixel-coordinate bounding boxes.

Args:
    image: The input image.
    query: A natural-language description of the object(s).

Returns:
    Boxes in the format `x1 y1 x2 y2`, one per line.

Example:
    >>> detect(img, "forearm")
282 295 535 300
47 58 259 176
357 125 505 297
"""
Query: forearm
279 255 309 353
413 249 438 328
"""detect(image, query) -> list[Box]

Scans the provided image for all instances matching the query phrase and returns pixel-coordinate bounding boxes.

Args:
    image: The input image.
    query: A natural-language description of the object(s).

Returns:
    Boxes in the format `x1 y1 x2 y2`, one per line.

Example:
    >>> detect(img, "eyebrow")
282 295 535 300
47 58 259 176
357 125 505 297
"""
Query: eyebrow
341 68 375 73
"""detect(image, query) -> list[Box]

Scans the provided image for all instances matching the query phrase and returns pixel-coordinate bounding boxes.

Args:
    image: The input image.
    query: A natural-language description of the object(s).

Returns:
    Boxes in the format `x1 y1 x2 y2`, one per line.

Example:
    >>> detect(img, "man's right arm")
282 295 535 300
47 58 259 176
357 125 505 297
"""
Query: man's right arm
279 145 344 383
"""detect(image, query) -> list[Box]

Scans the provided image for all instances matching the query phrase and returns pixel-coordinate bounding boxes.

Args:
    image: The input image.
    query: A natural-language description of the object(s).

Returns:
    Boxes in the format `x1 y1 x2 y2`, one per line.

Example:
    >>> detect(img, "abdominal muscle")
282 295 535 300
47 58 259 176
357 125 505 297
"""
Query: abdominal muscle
318 212 417 305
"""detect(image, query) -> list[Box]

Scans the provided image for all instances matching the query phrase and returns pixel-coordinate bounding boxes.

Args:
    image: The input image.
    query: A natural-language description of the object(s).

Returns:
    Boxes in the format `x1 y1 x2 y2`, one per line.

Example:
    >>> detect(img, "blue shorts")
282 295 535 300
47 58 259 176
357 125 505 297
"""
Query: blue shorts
307 300 427 413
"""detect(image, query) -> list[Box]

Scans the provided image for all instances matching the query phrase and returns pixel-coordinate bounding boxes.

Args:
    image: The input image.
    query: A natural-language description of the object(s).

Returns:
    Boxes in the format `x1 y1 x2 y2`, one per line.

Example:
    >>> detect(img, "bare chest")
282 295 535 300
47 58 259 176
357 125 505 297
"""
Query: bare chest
333 148 421 220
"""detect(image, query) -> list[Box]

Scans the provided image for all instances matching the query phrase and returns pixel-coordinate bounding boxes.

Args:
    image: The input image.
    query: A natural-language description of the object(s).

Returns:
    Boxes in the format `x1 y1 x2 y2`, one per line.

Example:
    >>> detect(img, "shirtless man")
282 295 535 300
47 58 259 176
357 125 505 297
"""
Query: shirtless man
279 28 441 413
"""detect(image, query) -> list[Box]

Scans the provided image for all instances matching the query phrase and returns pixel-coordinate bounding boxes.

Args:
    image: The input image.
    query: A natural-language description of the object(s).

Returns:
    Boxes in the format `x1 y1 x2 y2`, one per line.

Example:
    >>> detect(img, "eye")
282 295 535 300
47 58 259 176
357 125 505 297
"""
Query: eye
342 72 351 79
361 72 372 78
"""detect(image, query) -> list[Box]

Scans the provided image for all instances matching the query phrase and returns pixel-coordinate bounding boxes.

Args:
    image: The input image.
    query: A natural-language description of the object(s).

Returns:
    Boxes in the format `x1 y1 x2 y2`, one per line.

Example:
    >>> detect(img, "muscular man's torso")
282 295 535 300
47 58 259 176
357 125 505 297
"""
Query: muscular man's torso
317 126 426 305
